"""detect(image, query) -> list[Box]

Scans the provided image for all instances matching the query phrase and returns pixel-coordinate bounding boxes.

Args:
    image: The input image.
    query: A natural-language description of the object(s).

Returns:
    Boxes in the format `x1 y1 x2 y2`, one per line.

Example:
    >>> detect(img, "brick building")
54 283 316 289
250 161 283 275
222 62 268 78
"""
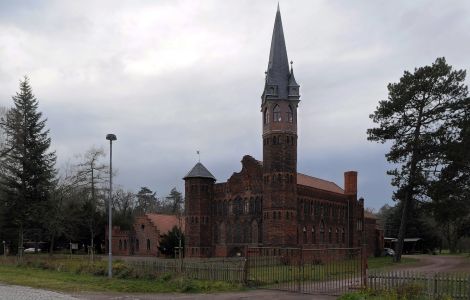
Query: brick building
106 213 182 256
183 7 372 258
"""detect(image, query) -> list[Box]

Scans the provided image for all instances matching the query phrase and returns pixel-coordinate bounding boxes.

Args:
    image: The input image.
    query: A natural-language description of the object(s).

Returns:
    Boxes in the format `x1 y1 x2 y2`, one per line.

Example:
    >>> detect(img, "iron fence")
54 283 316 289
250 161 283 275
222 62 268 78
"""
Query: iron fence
368 270 470 300
246 247 365 295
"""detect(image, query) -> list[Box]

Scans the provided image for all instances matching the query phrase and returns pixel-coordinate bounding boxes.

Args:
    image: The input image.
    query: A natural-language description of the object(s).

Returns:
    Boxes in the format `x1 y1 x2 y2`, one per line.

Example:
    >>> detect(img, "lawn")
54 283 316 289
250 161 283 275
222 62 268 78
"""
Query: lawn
0 264 243 293
367 256 419 270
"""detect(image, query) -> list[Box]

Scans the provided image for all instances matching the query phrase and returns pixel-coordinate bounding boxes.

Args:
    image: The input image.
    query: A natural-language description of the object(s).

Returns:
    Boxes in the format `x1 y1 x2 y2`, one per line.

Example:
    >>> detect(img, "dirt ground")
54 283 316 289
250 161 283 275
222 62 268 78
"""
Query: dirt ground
395 254 470 273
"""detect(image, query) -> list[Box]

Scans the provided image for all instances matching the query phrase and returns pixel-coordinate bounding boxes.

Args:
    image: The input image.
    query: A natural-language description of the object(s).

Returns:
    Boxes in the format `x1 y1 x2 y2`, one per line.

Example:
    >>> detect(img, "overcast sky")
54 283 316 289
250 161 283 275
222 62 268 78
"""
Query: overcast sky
1 0 469 210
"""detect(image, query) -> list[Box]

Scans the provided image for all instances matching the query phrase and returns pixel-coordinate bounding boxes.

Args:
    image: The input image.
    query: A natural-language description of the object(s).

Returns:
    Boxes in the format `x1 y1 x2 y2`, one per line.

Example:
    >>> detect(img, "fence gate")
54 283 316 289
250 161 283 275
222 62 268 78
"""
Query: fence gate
246 247 366 295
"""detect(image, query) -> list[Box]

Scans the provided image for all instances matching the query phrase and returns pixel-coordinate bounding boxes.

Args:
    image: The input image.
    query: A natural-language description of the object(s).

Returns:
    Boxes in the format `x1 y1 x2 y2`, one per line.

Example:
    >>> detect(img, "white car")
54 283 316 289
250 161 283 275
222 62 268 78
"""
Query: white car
24 248 41 253
383 248 395 257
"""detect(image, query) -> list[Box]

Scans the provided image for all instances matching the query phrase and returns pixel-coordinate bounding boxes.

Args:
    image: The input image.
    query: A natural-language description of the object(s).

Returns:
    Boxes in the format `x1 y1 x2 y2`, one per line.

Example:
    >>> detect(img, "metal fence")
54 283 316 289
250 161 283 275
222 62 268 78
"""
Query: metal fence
368 270 470 300
246 247 365 295
127 258 246 283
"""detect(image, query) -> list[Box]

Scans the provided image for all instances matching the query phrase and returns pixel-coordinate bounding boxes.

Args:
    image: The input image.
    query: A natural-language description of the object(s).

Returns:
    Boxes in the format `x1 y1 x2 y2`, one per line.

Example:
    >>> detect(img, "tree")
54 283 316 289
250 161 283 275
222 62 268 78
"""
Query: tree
0 77 56 257
429 111 470 253
112 188 136 230
71 147 108 259
367 58 468 262
158 226 184 258
0 105 9 158
135 187 158 214
160 187 184 215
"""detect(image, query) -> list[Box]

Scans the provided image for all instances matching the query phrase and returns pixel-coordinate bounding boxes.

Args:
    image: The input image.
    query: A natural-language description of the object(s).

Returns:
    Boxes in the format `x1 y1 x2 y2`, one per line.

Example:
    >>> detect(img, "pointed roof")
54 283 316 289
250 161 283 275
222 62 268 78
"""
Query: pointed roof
288 63 299 87
265 5 290 99
183 162 216 180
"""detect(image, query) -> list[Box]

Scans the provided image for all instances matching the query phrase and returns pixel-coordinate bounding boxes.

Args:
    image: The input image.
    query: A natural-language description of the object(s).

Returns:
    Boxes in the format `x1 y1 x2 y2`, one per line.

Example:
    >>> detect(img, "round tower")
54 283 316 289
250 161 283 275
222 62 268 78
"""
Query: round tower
261 6 300 247
183 162 216 257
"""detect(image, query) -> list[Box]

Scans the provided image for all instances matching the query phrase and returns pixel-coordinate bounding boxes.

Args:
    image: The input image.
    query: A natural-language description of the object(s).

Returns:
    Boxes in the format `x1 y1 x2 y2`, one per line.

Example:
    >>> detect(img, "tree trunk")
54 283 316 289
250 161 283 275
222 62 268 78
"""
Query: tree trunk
18 225 24 261
49 233 55 257
394 106 423 263
90 229 94 262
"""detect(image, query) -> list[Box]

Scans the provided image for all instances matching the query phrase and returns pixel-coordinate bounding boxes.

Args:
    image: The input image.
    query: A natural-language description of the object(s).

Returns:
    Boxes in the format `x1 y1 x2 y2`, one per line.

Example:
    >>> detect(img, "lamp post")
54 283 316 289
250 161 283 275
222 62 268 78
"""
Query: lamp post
106 133 117 278
2 241 6 259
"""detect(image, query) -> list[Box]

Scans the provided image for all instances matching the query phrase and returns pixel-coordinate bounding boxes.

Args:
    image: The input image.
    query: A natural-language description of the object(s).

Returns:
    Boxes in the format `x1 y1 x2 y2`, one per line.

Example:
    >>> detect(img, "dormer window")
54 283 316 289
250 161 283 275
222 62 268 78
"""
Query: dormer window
273 105 281 122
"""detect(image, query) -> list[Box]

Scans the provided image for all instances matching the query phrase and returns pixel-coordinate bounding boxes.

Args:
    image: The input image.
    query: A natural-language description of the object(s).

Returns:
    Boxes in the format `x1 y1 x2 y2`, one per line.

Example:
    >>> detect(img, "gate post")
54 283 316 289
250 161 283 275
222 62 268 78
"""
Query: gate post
361 245 367 288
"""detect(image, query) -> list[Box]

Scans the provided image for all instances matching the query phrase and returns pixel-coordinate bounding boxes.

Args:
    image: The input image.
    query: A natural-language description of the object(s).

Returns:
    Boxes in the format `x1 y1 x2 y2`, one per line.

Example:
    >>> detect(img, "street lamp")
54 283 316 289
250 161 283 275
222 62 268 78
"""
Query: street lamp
106 133 117 278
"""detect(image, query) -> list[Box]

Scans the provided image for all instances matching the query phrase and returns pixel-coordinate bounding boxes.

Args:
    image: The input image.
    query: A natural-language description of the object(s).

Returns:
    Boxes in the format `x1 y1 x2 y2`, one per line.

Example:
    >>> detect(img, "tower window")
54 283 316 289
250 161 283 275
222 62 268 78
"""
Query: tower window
287 105 294 123
273 105 281 122
264 108 269 124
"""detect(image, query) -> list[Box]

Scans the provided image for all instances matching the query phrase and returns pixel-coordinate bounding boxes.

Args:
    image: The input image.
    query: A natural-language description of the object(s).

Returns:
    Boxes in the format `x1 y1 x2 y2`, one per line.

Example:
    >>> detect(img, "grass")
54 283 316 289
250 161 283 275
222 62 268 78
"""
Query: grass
367 256 419 270
0 264 243 293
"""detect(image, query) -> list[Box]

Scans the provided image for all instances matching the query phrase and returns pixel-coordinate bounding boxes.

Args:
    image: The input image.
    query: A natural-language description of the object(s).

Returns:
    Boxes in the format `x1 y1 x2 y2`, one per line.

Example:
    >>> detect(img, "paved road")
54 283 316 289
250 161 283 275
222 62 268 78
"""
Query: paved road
74 290 336 300
0 284 336 300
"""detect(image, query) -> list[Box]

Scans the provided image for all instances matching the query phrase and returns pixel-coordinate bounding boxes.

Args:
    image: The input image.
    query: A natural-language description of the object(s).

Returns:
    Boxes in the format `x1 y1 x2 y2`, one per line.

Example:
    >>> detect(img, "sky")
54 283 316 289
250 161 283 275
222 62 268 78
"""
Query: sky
0 0 469 210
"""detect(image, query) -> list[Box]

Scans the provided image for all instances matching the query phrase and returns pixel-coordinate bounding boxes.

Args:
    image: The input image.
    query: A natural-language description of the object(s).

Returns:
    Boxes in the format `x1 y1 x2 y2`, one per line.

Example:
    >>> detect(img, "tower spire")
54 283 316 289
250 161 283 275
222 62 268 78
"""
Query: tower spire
263 5 290 101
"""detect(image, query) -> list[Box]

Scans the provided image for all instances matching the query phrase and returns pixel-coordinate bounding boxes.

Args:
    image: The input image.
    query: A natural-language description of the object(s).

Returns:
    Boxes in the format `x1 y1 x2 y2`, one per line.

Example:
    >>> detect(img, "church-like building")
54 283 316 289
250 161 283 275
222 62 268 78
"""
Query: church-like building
183 7 367 258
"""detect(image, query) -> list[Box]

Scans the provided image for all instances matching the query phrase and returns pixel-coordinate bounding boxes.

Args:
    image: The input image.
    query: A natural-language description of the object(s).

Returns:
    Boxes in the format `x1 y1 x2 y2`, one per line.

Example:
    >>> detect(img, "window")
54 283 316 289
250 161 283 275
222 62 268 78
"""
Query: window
342 228 345 243
287 105 293 123
136 239 139 251
329 228 332 243
311 227 316 244
147 239 151 251
124 240 127 250
264 108 269 124
273 105 281 122
303 227 307 244
320 221 325 243
336 228 339 243
141 224 145 230
119 240 122 250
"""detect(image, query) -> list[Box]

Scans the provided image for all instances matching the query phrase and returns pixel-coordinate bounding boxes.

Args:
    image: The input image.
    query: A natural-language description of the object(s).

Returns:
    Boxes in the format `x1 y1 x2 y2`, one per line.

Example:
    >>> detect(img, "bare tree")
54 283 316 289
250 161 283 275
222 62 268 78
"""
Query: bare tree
70 147 108 260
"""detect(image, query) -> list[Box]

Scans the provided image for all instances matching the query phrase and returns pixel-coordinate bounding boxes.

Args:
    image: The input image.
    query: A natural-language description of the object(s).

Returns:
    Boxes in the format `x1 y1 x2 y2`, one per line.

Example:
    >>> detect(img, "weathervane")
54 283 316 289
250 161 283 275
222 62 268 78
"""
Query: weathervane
197 150 200 162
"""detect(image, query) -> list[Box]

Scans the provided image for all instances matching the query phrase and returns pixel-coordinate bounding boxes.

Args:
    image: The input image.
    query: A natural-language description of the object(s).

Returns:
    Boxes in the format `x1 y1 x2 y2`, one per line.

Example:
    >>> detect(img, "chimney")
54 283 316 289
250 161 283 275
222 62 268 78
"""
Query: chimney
344 171 358 195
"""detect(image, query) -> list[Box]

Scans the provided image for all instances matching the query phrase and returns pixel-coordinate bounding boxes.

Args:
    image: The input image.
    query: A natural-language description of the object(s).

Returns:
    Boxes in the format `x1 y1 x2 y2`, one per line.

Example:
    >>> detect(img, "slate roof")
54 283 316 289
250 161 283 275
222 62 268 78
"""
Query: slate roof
297 173 344 194
265 5 290 99
183 162 216 180
146 213 183 234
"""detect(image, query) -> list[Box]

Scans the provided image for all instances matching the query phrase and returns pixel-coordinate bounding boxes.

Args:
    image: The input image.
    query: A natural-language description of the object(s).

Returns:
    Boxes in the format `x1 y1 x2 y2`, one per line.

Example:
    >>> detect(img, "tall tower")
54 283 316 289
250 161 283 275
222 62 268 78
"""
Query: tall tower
261 5 300 246
183 162 216 257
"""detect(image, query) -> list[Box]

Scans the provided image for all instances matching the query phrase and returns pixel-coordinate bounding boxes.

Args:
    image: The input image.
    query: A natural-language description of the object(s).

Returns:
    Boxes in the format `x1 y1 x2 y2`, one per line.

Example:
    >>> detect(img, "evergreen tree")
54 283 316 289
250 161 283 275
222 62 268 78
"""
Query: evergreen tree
367 58 468 262
158 226 184 258
0 77 56 256
135 187 158 214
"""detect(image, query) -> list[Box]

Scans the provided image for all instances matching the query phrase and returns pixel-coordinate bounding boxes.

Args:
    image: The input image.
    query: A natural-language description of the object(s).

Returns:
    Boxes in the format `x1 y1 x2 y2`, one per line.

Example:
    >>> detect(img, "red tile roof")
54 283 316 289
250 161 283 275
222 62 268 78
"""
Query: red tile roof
297 173 344 194
146 214 183 235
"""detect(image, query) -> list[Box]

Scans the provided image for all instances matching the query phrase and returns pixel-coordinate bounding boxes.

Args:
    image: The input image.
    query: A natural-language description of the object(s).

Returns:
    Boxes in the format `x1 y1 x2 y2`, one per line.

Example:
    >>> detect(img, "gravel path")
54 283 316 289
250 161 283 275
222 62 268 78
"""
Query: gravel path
0 283 79 300
397 255 470 273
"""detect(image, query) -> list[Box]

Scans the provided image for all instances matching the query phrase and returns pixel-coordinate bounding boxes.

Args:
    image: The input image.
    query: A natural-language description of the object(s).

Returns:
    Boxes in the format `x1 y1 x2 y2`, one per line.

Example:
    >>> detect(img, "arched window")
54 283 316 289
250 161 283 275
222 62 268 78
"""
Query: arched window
311 227 316 244
320 221 325 243
336 228 339 243
264 108 269 124
136 239 139 251
329 227 332 243
287 105 293 123
273 105 281 122
124 240 127 250
342 228 345 243
119 240 122 250
303 227 307 244
147 239 151 251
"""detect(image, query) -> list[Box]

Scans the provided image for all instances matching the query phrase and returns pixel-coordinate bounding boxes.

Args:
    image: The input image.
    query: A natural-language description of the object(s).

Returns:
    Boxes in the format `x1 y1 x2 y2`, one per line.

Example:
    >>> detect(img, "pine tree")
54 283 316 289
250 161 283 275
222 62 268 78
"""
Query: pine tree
367 58 468 262
0 77 56 256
